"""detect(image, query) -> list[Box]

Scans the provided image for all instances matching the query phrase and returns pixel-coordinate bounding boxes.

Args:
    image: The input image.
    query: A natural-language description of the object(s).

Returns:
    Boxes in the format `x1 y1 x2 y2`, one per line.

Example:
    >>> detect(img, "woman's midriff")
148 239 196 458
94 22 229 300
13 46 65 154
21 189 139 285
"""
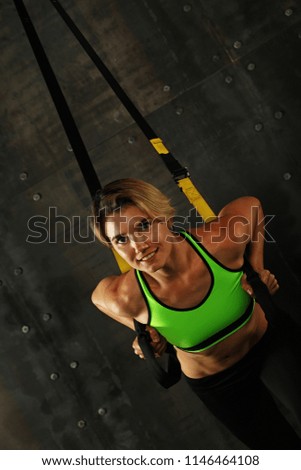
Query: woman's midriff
176 303 268 379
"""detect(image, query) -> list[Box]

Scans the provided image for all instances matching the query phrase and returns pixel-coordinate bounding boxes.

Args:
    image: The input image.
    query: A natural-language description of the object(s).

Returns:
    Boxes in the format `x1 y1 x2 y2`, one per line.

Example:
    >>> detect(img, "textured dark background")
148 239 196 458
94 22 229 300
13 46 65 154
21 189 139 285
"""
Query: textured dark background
0 0 300 449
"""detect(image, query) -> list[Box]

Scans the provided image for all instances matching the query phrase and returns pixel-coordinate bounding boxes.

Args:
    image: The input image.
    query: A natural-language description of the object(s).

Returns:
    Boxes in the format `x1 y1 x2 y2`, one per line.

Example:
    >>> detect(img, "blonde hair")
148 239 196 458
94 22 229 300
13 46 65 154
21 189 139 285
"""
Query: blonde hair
91 178 176 246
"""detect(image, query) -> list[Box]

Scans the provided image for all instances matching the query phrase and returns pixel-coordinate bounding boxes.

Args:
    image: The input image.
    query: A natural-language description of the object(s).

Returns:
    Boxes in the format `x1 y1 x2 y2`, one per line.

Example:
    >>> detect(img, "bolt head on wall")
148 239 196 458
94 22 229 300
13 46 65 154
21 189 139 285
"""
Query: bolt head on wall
32 193 42 202
50 373 59 381
233 41 242 49
70 361 79 369
247 63 256 71
77 420 87 429
254 123 264 132
19 172 28 181
283 172 292 181
97 407 107 416
14 267 23 276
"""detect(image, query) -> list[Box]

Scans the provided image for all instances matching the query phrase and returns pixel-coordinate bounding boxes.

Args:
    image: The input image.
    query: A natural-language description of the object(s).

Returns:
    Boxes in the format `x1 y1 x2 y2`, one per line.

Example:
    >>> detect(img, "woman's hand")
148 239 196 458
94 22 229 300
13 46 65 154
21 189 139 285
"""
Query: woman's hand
132 326 167 359
258 269 279 295
241 269 279 297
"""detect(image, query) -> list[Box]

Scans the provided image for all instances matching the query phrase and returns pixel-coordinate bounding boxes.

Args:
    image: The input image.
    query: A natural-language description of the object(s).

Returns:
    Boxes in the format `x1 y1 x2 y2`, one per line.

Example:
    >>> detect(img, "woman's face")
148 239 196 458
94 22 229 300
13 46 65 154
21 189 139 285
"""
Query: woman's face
104 205 174 273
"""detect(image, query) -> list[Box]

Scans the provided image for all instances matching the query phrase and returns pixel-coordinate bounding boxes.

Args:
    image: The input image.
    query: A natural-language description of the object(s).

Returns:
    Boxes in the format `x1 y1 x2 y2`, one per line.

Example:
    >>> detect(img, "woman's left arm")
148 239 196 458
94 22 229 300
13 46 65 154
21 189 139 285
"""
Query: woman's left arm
218 197 279 295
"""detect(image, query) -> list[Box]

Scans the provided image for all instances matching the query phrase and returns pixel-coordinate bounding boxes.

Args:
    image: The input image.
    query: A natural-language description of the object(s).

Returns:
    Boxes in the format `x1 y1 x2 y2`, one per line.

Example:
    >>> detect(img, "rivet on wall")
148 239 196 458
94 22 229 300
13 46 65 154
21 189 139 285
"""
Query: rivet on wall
183 5 192 13
212 54 220 63
50 373 59 381
21 325 30 334
247 63 256 71
14 267 23 276
163 85 171 92
254 123 264 132
32 193 42 202
66 144 73 152
97 407 107 416
19 172 28 181
225 75 233 84
233 41 242 49
284 9 293 17
274 111 284 120
42 313 52 322
70 361 79 369
128 136 136 144
283 172 292 181
77 420 87 429
113 110 121 123
175 107 184 116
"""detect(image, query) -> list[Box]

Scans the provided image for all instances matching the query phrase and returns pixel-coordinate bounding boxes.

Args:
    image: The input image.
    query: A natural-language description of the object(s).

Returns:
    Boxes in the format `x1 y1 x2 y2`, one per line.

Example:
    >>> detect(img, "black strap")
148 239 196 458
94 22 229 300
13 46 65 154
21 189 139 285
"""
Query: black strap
13 0 102 198
14 0 179 388
49 0 187 180
134 321 181 389
243 258 277 327
15 0 278 388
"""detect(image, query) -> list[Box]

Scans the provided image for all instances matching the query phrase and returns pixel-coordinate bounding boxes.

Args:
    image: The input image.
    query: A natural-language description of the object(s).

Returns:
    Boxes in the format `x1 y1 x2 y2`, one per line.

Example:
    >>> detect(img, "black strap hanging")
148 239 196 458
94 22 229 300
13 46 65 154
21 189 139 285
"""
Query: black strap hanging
134 321 181 388
48 0 187 179
14 0 181 388
14 0 280 389
49 0 216 223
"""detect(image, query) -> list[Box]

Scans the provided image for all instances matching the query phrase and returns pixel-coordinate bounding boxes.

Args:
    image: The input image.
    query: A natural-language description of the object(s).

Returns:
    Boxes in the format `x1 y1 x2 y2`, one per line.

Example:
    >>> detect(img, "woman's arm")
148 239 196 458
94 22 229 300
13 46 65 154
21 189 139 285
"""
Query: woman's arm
91 275 136 330
218 196 265 271
218 197 279 294
92 275 167 358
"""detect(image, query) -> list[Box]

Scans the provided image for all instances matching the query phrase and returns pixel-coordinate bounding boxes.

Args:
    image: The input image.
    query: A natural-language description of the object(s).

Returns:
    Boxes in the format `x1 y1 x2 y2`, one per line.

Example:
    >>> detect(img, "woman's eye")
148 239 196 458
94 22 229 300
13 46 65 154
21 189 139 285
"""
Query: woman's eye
116 236 128 244
139 219 151 231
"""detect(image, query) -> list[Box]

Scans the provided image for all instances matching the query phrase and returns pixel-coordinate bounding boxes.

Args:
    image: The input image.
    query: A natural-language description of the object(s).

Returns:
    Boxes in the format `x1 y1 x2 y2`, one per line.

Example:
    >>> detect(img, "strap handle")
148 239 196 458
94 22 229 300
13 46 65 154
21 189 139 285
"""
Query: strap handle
243 257 277 326
134 320 182 389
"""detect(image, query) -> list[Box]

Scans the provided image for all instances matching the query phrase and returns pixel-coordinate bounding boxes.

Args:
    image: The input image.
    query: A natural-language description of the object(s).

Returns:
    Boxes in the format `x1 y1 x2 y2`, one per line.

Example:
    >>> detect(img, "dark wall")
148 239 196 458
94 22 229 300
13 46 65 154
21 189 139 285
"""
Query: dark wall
0 0 300 449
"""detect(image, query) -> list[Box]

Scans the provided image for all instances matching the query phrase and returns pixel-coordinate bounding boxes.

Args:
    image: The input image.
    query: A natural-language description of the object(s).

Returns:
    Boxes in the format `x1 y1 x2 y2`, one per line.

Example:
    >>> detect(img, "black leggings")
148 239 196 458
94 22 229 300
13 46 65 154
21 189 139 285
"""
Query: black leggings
185 318 301 450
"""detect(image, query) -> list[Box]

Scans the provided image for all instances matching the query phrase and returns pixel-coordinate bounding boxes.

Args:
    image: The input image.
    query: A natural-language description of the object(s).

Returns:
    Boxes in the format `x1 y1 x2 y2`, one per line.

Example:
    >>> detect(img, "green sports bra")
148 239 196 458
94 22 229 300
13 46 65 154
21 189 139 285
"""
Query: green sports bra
135 231 254 352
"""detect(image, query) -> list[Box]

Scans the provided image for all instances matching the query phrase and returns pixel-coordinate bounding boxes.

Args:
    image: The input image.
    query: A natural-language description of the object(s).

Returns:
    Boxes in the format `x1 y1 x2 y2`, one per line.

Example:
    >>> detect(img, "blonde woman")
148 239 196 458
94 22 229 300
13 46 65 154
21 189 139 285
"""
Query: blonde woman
91 178 300 449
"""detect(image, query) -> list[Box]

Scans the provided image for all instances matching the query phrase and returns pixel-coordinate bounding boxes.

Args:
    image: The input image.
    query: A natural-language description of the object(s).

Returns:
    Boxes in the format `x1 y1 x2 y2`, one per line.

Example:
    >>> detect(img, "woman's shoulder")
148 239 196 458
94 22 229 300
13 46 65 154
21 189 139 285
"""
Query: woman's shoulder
91 269 143 317
186 219 245 269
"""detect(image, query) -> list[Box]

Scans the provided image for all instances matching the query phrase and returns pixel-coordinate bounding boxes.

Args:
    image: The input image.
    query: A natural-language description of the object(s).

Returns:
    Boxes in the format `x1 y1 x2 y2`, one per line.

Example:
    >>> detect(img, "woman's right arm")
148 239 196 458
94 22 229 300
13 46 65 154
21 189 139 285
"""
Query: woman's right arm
91 275 167 358
91 275 136 330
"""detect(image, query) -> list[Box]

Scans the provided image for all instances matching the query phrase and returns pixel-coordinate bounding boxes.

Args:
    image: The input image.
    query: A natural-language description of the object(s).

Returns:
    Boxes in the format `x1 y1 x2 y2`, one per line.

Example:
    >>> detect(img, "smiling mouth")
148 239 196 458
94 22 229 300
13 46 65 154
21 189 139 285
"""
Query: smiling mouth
138 248 158 262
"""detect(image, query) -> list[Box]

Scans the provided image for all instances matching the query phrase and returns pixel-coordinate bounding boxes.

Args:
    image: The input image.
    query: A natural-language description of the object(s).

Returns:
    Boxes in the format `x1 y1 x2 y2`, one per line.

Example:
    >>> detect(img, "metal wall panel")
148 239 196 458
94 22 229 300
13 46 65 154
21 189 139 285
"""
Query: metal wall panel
0 0 300 450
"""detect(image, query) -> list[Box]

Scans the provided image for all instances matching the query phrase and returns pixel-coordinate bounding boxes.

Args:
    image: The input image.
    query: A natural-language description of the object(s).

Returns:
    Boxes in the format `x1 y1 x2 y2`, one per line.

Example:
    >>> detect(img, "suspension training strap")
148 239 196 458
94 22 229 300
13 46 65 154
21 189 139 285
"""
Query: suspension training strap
48 0 278 327
15 0 276 388
49 0 216 223
12 0 129 272
14 0 181 388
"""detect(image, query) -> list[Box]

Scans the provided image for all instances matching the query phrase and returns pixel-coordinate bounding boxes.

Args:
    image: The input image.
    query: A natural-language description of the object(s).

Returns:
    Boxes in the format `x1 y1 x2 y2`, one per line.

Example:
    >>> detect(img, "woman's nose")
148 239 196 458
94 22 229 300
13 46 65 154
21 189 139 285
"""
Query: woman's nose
130 236 149 253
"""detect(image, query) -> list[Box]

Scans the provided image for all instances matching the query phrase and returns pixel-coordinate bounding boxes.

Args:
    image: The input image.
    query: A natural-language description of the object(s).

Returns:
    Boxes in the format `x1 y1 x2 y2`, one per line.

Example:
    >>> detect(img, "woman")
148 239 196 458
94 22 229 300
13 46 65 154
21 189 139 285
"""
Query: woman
91 178 301 449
